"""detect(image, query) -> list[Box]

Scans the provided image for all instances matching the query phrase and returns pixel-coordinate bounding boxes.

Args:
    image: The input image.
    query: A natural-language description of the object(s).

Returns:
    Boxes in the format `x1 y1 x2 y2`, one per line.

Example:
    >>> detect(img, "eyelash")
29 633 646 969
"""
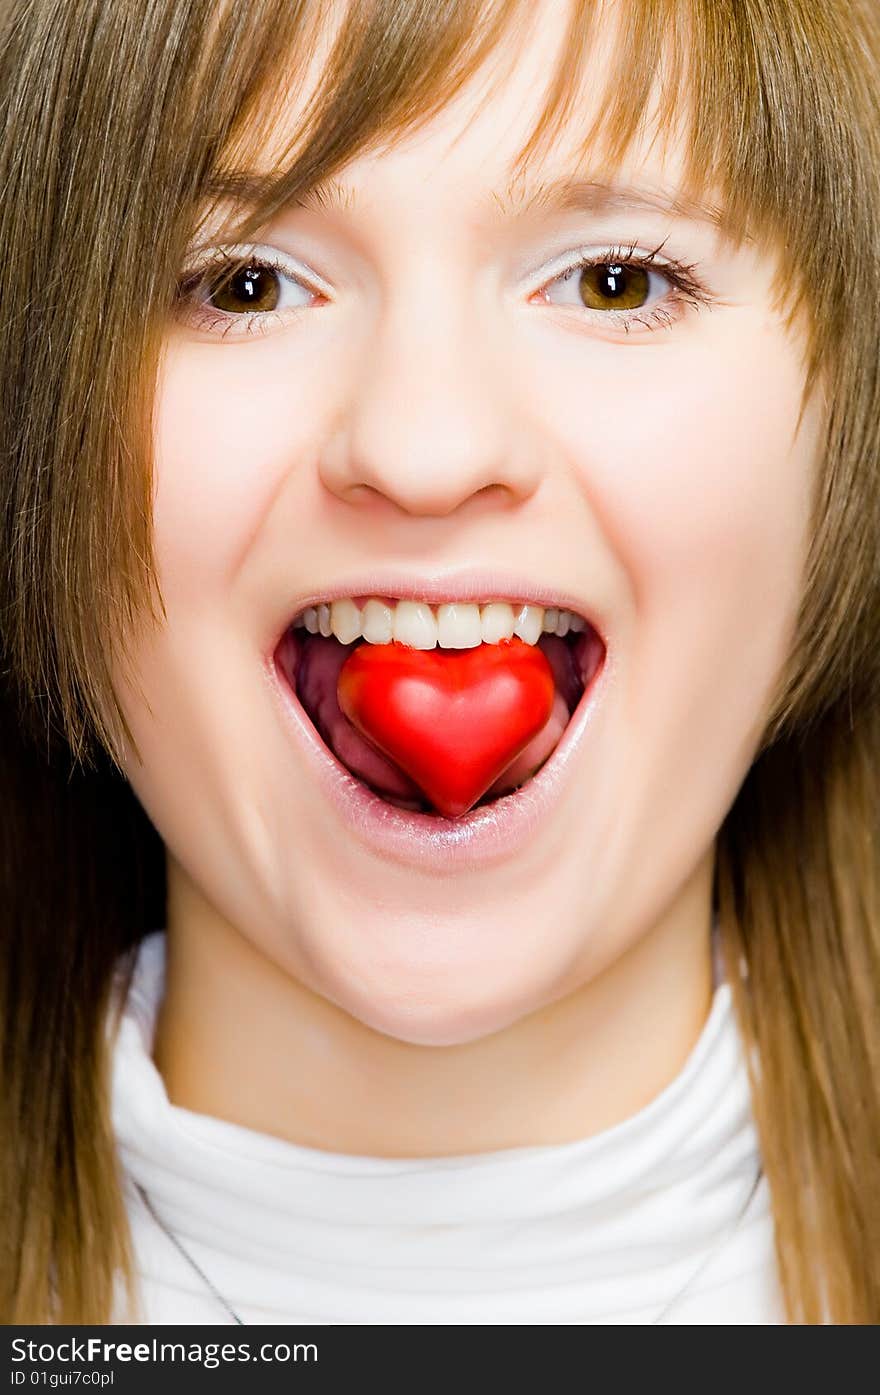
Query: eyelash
175 238 714 340
540 239 714 333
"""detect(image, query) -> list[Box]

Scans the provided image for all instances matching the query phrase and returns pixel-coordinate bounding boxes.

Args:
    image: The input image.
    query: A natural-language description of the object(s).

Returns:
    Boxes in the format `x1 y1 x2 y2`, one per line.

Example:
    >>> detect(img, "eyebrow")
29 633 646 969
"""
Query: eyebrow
203 170 734 235
496 176 733 235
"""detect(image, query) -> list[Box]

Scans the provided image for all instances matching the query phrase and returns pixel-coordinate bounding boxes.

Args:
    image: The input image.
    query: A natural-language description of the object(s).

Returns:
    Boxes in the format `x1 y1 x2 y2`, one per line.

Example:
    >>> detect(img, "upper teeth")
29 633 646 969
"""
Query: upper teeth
293 598 586 649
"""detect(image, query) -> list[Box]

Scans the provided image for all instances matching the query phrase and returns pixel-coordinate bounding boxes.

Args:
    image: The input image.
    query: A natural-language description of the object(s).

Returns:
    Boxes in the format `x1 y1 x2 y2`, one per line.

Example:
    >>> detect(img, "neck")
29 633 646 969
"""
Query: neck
152 856 715 1157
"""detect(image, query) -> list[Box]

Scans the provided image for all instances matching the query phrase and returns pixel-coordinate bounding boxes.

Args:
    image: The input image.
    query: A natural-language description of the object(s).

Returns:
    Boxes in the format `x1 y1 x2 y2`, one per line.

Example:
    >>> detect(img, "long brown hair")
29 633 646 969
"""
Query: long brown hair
1 0 878 1323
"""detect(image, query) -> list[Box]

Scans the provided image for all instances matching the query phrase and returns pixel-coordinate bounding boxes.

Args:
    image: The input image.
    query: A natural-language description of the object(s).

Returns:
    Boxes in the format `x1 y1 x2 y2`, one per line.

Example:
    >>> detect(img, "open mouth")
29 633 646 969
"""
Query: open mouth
274 594 606 819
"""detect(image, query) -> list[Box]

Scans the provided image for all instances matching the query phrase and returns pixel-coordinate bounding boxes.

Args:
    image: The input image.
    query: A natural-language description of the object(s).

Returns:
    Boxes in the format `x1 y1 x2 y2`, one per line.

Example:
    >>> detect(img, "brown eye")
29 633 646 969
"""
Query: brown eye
577 262 650 311
205 262 282 314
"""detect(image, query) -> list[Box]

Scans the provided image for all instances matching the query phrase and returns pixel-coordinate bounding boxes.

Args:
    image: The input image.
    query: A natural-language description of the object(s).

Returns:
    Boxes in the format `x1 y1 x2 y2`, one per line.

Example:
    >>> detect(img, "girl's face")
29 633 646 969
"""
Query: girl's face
116 5 821 1045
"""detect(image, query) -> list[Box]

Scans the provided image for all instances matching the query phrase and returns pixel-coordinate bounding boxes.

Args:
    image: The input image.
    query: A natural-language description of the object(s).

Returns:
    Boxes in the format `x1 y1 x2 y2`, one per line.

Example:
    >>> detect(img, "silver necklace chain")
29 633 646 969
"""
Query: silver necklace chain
651 1160 764 1324
135 1161 764 1326
136 1184 245 1325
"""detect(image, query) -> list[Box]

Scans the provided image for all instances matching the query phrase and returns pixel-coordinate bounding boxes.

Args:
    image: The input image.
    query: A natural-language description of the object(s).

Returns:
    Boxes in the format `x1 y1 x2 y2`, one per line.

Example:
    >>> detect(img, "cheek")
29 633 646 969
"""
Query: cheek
537 310 816 657
524 310 818 816
151 337 315 605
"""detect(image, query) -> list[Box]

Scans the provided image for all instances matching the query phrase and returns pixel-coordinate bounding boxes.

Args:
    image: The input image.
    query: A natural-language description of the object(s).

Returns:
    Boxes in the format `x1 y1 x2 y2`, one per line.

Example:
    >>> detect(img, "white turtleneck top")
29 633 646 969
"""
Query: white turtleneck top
108 929 785 1325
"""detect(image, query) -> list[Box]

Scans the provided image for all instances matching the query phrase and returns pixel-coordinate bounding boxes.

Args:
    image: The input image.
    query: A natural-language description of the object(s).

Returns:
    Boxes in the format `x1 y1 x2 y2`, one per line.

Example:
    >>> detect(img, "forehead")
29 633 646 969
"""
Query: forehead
220 0 710 227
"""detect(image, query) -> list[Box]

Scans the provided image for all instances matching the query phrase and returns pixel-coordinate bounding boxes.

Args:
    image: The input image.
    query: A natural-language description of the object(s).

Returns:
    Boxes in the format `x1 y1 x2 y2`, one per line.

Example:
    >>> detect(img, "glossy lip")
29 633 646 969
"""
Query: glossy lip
278 570 609 646
265 618 610 875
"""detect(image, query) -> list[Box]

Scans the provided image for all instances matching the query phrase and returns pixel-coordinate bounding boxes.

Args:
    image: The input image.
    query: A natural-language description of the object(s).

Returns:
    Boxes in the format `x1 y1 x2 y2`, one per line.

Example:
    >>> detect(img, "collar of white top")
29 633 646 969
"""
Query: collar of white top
109 918 768 1311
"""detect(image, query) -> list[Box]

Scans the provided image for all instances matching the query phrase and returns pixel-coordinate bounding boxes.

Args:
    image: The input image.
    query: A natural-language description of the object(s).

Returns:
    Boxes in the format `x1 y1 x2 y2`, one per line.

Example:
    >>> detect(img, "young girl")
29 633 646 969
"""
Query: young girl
1 0 878 1326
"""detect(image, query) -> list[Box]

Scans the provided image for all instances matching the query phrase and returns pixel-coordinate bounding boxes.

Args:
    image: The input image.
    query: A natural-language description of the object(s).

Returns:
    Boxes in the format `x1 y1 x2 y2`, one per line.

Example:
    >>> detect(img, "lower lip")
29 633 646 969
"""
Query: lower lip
267 632 608 874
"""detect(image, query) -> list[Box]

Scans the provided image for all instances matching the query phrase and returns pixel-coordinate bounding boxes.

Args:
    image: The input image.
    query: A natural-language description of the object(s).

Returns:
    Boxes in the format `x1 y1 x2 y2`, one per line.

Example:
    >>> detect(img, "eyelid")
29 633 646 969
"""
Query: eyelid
526 235 678 289
185 236 698 299
182 242 333 298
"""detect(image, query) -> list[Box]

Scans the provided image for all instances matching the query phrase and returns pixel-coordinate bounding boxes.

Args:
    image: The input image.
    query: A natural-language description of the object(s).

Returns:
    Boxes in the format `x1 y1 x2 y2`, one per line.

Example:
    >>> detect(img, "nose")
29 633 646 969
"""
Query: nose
318 263 542 517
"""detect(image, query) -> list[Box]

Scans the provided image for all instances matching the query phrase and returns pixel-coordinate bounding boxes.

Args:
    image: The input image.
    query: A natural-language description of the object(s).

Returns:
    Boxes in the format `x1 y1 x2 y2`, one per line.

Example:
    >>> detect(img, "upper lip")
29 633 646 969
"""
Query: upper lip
286 570 608 641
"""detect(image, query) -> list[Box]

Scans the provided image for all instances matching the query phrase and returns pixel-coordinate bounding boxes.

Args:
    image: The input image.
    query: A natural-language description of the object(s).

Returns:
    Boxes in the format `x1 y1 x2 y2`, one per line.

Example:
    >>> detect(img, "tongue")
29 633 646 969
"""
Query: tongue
296 635 576 816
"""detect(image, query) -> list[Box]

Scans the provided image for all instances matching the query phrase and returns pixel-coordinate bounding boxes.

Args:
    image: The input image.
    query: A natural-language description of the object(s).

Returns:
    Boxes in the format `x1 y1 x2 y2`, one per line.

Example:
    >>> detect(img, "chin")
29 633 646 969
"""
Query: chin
313 944 550 1048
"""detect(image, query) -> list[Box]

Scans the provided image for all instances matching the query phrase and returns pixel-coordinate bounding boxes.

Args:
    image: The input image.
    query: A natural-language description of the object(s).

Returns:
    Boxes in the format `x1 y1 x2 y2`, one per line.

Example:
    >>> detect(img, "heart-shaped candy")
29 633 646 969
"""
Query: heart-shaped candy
336 638 555 818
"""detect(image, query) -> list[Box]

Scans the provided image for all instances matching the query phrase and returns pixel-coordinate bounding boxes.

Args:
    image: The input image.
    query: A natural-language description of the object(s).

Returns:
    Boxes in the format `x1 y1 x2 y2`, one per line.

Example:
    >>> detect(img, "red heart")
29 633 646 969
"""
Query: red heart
336 638 555 818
